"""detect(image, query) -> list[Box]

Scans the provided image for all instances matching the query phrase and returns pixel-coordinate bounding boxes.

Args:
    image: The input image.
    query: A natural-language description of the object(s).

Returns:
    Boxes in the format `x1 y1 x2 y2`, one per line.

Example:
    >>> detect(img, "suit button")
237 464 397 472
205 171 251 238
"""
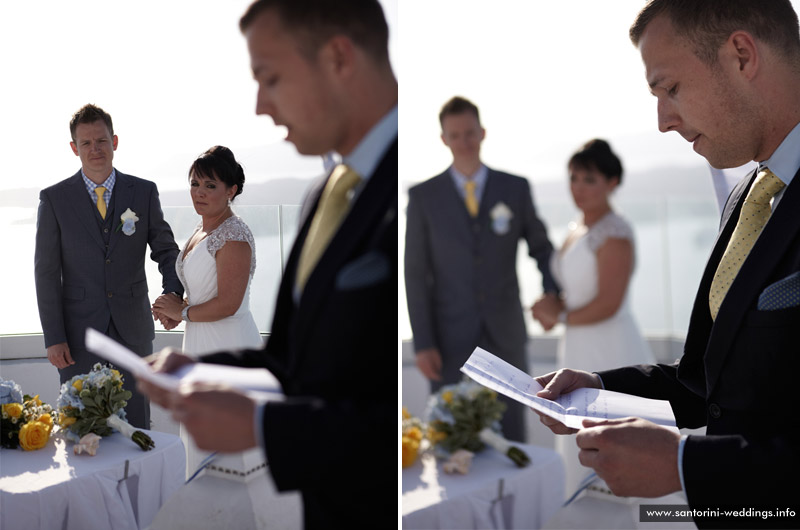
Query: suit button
107 292 113 298
708 403 721 418
105 259 111 264
104 228 109 233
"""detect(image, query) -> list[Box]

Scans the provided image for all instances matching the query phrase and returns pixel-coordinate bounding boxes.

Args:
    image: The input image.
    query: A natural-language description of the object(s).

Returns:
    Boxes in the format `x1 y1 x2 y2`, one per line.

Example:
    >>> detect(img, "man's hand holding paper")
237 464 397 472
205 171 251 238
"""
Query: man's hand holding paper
534 368 602 434
461 347 682 498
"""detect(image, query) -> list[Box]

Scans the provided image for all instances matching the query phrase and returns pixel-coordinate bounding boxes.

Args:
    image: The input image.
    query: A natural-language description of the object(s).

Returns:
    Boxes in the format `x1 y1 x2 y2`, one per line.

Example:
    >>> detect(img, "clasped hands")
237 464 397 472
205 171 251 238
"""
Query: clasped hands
536 368 682 498
151 293 187 330
531 292 563 331
137 349 258 452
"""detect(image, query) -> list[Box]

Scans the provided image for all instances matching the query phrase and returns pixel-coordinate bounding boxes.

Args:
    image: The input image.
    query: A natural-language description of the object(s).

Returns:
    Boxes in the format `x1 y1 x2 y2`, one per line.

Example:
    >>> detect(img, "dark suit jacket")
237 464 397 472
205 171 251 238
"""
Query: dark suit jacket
34 170 182 352
599 166 800 528
405 168 555 372
202 140 397 529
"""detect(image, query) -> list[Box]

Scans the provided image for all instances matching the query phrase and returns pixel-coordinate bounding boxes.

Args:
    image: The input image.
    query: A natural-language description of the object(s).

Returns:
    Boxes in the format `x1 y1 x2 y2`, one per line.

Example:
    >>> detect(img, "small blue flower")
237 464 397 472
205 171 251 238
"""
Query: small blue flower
0 379 23 405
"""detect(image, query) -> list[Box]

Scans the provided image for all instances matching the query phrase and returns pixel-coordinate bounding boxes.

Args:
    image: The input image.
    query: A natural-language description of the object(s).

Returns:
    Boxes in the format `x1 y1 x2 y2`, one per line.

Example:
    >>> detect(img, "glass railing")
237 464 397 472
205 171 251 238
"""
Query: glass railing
0 205 300 336
399 196 721 341
1 196 721 339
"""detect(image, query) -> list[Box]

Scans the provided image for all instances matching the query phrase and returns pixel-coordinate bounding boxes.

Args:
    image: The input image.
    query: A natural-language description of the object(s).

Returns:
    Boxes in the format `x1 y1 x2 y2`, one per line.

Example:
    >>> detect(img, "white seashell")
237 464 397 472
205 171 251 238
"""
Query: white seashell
73 433 102 456
442 449 474 474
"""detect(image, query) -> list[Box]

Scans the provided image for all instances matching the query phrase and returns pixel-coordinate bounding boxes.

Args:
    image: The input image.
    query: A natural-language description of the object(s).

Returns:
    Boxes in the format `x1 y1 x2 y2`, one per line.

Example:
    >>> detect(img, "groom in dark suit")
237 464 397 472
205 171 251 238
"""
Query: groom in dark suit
35 104 182 429
138 1 396 528
535 0 800 526
405 96 559 442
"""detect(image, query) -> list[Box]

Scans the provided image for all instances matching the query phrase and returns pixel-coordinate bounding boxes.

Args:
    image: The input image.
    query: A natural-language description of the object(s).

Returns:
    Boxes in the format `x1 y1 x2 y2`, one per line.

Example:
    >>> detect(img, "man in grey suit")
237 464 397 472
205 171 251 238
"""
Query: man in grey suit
35 104 182 429
405 96 559 441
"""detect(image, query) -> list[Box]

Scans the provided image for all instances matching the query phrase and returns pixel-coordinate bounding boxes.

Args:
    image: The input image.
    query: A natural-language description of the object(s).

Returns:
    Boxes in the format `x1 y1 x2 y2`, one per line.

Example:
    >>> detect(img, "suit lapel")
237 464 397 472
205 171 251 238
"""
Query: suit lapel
704 167 800 393
432 171 475 242
479 169 502 229
107 172 135 256
66 172 106 251
292 139 397 358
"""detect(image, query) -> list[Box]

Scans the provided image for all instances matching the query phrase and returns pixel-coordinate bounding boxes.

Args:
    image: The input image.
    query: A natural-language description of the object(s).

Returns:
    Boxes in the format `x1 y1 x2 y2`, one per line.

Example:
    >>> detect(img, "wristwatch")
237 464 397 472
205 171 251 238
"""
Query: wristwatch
181 305 192 322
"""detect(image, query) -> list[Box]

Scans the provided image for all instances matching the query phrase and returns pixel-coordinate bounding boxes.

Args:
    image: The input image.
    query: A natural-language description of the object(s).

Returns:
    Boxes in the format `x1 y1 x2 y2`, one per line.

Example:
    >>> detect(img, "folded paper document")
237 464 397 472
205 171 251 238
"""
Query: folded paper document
460 347 677 431
85 328 283 398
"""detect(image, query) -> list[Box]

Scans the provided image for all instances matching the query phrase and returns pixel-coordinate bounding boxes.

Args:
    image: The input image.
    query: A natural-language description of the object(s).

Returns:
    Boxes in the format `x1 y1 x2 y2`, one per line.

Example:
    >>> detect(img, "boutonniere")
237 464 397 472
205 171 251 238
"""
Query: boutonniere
117 208 139 236
490 202 513 235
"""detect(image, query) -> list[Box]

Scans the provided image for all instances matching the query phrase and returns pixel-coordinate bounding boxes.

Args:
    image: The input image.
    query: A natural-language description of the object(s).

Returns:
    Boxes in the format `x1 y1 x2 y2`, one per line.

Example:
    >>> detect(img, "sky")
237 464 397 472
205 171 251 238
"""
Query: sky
398 0 800 188
0 0 398 195
3 1 792 195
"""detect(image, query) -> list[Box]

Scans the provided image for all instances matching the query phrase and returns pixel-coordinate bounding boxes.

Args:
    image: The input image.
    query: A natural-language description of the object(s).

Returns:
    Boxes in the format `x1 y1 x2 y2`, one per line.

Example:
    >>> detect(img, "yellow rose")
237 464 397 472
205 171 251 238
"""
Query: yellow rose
442 390 453 404
2 403 23 419
31 395 42 406
60 415 77 427
402 436 420 468
402 406 410 420
404 425 423 441
111 369 122 380
19 421 50 451
38 413 54 433
72 379 83 392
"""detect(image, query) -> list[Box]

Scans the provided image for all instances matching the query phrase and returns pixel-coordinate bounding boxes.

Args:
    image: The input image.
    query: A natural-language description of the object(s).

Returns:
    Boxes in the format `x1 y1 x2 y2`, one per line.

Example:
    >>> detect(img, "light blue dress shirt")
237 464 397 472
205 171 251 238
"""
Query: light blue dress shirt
81 168 116 211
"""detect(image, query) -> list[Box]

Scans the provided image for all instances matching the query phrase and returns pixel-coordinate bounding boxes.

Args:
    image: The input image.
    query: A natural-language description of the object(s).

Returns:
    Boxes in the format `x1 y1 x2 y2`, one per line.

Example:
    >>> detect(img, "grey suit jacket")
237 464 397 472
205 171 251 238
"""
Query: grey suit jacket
405 167 556 359
34 170 181 351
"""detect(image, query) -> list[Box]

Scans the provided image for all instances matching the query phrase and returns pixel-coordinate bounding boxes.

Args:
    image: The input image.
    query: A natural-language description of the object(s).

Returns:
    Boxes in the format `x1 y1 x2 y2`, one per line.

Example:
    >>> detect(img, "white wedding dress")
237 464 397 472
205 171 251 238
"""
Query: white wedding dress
151 216 301 529
550 211 655 496
177 215 264 476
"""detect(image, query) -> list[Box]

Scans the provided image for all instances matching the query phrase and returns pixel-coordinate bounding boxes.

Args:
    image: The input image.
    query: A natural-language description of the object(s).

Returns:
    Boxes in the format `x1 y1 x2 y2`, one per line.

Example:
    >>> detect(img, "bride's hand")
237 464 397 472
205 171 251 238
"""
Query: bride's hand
152 294 185 322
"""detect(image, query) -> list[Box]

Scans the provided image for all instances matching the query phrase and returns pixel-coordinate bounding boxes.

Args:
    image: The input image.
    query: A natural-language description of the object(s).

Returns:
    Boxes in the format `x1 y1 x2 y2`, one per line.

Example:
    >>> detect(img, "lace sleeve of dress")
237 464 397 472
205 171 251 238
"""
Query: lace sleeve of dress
586 213 634 252
206 216 257 276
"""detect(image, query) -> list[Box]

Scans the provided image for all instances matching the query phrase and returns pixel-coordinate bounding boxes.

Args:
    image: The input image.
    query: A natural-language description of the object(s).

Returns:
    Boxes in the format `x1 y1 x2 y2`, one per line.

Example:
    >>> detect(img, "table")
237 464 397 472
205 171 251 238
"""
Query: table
0 430 185 530
402 443 565 529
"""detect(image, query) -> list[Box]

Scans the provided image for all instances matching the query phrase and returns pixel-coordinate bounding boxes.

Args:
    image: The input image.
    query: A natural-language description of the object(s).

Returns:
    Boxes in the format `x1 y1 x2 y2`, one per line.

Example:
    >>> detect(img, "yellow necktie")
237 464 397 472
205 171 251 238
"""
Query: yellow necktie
709 168 784 320
95 186 107 219
464 180 479 217
295 164 362 290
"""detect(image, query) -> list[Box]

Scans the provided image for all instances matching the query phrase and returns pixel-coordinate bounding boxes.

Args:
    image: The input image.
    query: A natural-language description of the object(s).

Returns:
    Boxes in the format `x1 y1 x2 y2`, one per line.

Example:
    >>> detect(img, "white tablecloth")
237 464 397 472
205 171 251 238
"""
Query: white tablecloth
0 430 185 530
402 443 565 529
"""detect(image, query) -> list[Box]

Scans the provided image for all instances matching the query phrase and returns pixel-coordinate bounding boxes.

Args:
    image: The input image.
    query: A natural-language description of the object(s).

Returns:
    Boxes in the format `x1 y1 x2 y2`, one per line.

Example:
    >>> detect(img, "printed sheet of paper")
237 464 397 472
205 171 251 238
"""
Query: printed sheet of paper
85 328 283 398
460 347 677 431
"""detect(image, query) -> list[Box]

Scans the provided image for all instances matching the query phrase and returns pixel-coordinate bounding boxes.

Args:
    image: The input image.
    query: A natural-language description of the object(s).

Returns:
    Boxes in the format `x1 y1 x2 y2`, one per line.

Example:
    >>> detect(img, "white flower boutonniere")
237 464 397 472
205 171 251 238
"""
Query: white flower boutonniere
118 208 139 236
490 202 513 235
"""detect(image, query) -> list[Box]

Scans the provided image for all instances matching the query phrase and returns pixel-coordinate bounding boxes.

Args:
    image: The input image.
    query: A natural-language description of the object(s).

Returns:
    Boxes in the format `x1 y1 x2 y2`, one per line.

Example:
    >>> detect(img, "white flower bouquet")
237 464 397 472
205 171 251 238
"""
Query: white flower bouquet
426 380 530 468
57 363 154 451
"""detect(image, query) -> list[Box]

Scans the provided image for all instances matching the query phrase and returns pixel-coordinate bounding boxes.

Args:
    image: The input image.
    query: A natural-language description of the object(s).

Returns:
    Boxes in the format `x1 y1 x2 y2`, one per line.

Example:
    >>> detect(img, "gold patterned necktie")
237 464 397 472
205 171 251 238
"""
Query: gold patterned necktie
464 180 479 217
95 186 107 219
709 168 785 320
295 164 362 291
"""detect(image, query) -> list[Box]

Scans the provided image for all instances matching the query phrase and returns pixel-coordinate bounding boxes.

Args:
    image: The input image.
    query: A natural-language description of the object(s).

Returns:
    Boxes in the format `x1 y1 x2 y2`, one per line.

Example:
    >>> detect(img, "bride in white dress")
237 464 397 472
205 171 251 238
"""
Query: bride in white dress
532 139 654 495
152 146 263 477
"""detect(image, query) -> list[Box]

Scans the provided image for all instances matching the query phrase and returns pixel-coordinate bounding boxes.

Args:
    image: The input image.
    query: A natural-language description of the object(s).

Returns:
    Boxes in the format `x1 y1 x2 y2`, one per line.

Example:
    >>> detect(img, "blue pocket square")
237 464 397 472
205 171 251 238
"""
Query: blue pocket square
757 271 800 310
335 251 390 290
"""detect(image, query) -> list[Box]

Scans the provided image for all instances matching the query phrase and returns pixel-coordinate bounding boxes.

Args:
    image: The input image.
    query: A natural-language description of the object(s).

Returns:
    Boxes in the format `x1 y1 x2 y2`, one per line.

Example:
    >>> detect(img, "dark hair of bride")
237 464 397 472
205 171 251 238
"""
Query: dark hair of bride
568 138 624 185
189 145 246 200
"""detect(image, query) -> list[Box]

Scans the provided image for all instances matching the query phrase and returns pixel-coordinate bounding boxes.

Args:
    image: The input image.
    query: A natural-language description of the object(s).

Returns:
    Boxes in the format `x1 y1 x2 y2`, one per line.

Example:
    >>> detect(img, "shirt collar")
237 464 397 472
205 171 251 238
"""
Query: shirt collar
761 120 800 187
450 164 488 189
81 168 117 193
341 105 397 182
